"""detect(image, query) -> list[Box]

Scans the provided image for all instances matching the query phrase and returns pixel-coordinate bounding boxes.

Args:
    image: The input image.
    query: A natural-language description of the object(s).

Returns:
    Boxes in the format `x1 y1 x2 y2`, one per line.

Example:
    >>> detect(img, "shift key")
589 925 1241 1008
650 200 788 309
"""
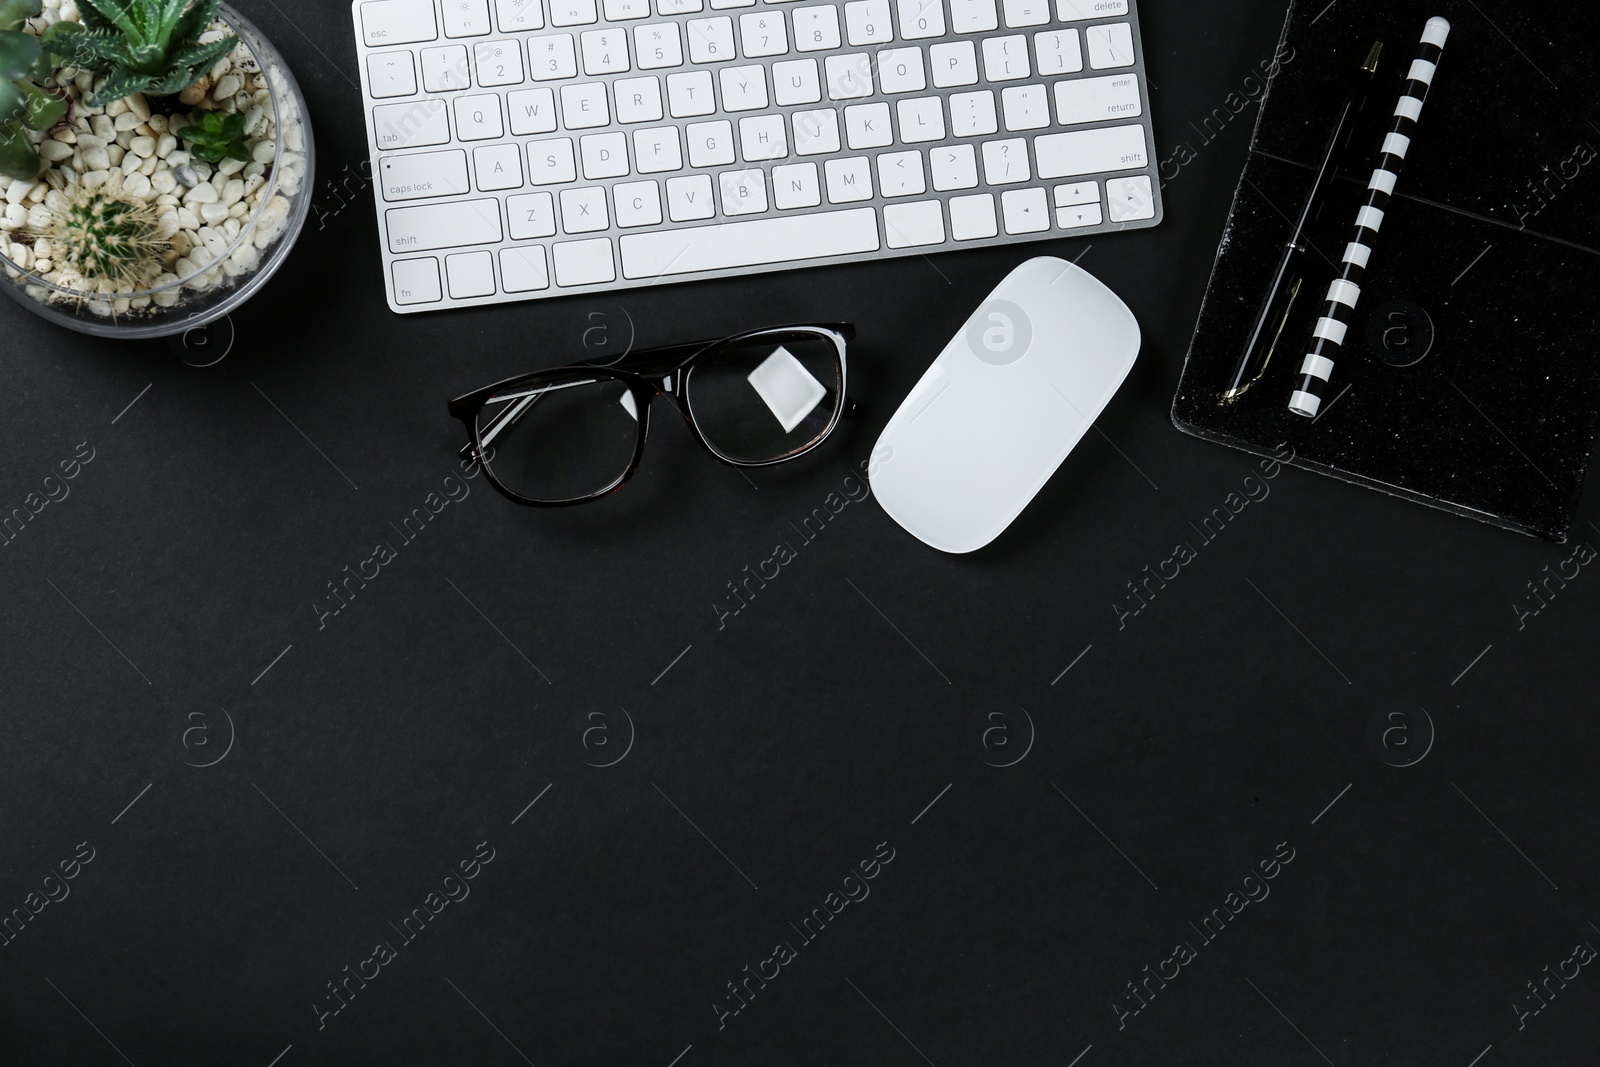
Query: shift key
380 150 470 201
387 199 504 252
1033 123 1148 179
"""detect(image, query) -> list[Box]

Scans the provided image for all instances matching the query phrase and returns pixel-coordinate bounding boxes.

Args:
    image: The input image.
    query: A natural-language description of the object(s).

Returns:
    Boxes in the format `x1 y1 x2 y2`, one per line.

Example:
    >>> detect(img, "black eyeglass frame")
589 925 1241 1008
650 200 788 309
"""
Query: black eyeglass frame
448 323 857 508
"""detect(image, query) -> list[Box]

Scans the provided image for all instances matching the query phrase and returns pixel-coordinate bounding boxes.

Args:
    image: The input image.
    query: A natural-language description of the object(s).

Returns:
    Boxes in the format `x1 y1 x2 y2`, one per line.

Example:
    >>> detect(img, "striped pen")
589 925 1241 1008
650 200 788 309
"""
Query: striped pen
1288 16 1452 419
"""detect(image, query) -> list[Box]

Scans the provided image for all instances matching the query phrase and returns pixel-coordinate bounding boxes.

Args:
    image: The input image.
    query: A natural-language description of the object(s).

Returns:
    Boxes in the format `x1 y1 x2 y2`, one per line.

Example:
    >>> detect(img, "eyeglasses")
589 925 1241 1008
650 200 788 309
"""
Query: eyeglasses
449 324 856 507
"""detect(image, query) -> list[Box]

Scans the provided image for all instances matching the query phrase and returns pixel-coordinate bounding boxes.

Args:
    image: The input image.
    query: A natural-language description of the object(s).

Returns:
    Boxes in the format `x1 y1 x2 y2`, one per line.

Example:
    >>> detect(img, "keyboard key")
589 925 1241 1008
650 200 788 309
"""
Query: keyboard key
946 0 995 33
824 156 872 201
772 162 821 208
719 65 770 111
553 238 616 285
714 0 757 8
844 102 892 149
361 0 437 46
1056 201 1102 228
792 107 840 154
380 149 470 201
739 11 788 56
507 191 558 237
446 249 497 297
980 137 1028 183
373 98 451 149
474 40 526 85
897 96 944 142
929 142 977 189
884 199 943 246
496 0 544 30
981 35 1028 80
1001 186 1047 233
667 70 717 116
605 0 651 17
529 34 578 79
687 16 735 62
878 47 926 93
561 81 611 127
581 28 630 73
454 94 505 140
387 198 504 252
392 257 443 303
843 0 891 44
1033 123 1148 178
561 186 611 231
508 87 558 134
549 0 599 24
1086 22 1134 68
580 131 630 178
825 53 874 98
739 114 788 160
948 192 996 239
1034 28 1081 75
666 174 716 220
896 0 945 39
528 136 578 183
1055 72 1140 126
474 143 525 189
773 59 821 105
443 0 492 37
947 89 996 136
929 41 977 87
686 120 735 166
876 150 925 196
614 76 664 122
421 45 472 90
634 125 684 171
614 179 663 225
619 207 879 277
1001 84 1048 130
1000 0 1046 28
1056 0 1125 17
635 23 683 68
659 0 703 11
367 51 418 98
1106 174 1154 221
1054 181 1097 206
792 5 841 51
719 168 769 214
500 246 551 291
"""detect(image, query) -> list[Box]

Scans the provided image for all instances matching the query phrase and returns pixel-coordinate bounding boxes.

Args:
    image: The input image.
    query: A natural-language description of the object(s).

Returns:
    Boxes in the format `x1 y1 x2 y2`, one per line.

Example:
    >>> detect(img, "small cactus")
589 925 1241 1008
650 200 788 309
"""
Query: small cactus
42 182 170 289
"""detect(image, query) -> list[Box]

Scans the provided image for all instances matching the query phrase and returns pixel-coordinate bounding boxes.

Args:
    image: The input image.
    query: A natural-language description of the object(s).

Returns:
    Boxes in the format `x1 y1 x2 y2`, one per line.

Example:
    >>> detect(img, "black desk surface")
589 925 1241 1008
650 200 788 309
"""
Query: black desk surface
5 2 1597 1064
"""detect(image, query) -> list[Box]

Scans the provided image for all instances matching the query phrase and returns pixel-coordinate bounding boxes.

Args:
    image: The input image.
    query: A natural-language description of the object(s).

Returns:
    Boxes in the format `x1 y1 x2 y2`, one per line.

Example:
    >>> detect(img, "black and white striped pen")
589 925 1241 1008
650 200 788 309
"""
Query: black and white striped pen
1288 16 1451 419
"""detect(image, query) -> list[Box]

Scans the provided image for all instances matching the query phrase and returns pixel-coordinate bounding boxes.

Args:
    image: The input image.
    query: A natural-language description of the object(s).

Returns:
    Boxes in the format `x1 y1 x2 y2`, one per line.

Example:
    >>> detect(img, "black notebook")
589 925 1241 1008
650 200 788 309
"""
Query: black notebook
1171 0 1600 541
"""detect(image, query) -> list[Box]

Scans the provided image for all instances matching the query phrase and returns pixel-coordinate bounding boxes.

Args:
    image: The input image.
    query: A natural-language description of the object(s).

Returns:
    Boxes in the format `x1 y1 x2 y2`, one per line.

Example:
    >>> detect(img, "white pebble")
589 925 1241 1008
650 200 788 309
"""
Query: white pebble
219 157 245 176
127 94 151 122
39 140 73 162
1 203 25 229
222 178 245 206
114 112 141 132
82 170 109 192
130 136 155 157
200 201 230 225
80 146 110 170
214 74 242 100
123 172 151 198
156 134 177 158
151 170 176 195
91 114 115 140
178 207 200 229
121 153 144 175
252 140 276 164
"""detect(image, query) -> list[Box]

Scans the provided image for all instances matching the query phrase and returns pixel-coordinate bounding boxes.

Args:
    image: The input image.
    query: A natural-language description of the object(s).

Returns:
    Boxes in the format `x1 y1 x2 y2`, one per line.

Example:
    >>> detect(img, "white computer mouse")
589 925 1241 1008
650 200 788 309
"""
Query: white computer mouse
870 257 1141 553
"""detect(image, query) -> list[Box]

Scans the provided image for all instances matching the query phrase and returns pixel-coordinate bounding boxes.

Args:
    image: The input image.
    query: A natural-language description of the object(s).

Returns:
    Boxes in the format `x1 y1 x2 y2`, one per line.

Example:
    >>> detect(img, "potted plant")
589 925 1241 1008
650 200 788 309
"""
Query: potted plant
0 0 313 337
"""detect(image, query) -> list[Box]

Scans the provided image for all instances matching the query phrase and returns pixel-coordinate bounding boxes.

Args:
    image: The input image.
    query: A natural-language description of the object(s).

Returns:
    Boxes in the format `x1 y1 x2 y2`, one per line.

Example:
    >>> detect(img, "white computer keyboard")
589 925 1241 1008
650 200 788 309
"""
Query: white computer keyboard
353 0 1161 312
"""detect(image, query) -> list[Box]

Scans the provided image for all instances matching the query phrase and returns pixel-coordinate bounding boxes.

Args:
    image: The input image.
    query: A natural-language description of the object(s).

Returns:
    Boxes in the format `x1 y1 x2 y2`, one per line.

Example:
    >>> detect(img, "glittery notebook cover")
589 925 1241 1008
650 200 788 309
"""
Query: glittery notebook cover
1172 0 1600 541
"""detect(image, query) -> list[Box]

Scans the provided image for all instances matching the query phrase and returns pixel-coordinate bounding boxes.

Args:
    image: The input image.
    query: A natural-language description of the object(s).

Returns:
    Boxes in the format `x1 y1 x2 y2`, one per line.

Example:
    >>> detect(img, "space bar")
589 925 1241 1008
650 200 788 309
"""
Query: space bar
620 208 880 279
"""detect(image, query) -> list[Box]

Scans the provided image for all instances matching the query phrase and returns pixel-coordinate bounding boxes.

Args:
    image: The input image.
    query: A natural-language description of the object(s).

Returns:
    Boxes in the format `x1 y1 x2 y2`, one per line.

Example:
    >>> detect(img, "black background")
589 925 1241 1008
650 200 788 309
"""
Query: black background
3 1 1598 1065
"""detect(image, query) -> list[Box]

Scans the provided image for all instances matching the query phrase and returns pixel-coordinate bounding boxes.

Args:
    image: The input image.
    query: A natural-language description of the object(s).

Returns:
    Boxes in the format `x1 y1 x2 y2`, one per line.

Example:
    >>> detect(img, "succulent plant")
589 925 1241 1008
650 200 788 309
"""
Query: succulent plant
0 0 69 181
43 0 237 108
178 106 247 162
41 180 172 288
